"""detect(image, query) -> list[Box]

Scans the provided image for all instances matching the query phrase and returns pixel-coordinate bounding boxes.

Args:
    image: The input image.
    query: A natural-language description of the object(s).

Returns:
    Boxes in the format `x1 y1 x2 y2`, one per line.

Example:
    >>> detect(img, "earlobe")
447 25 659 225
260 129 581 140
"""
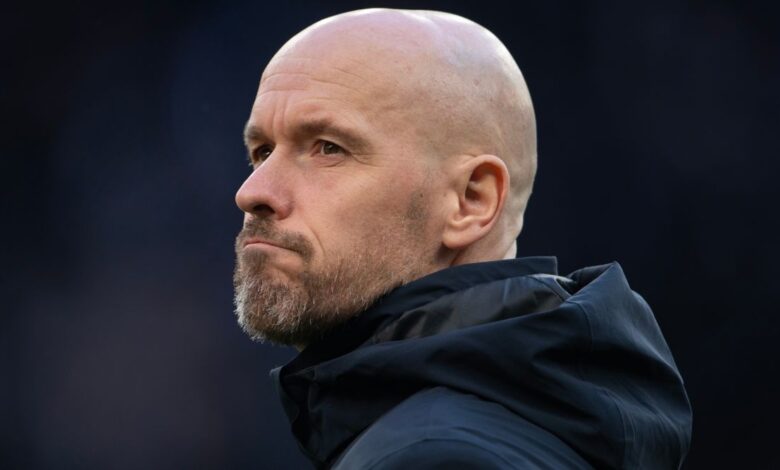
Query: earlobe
442 155 509 250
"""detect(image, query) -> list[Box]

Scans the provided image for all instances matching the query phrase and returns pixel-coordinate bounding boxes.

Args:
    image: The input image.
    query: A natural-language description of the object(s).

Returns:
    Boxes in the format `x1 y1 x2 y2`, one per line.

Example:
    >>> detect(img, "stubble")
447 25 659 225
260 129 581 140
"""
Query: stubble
233 195 430 347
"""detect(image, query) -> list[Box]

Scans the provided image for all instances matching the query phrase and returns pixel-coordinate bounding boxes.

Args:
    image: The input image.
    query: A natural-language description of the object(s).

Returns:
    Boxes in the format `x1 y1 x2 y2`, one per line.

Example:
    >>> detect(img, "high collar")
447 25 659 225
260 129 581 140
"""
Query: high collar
280 256 558 375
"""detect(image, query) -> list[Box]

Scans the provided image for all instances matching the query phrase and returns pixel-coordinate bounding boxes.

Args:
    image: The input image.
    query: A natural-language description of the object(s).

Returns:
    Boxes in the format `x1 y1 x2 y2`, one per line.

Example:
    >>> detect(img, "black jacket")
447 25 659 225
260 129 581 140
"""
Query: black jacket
272 257 692 469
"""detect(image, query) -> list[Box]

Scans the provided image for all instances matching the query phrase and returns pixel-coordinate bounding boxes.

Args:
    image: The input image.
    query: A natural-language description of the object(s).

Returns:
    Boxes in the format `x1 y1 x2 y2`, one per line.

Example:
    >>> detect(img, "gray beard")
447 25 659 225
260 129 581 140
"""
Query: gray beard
233 189 431 347
233 245 403 347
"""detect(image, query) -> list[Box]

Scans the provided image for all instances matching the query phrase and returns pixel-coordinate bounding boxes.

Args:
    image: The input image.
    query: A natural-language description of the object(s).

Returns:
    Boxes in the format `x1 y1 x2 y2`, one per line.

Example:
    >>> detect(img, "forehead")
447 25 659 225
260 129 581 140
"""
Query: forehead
259 54 373 97
251 51 421 145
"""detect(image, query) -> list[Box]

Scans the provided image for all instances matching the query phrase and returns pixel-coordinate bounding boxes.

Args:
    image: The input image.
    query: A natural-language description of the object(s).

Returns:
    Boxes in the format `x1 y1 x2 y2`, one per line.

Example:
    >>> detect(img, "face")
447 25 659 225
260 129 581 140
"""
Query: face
233 43 445 346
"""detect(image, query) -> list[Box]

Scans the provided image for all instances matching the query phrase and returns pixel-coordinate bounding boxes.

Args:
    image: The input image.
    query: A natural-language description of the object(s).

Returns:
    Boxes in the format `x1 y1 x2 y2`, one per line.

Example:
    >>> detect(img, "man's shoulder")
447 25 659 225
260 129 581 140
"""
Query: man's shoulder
331 386 592 469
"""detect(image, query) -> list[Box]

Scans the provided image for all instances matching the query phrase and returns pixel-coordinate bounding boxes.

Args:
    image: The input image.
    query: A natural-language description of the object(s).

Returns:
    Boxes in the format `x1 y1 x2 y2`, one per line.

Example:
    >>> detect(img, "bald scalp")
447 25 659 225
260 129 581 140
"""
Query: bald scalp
266 8 537 239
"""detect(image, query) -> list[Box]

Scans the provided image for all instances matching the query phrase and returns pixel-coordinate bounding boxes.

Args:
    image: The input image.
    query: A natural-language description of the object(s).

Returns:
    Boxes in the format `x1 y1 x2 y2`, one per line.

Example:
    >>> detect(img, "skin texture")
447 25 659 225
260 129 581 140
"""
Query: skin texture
233 9 537 347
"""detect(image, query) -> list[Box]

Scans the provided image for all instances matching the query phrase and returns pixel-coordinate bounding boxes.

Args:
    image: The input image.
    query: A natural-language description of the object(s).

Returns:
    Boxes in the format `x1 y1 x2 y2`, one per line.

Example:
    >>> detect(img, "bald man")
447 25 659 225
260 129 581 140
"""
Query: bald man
233 9 691 469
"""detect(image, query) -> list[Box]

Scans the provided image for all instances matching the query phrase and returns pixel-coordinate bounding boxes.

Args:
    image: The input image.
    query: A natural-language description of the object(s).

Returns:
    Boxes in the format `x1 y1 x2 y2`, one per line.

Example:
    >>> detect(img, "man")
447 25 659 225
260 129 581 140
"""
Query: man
233 8 692 469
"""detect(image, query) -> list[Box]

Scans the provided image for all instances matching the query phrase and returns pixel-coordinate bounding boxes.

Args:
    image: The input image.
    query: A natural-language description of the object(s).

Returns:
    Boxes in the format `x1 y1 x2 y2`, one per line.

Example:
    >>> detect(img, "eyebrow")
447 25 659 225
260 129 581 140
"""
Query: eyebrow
243 118 372 154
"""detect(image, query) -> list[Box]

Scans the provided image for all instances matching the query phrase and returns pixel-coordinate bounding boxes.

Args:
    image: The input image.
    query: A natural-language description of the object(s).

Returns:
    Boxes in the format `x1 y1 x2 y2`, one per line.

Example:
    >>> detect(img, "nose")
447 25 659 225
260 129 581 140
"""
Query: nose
235 154 293 219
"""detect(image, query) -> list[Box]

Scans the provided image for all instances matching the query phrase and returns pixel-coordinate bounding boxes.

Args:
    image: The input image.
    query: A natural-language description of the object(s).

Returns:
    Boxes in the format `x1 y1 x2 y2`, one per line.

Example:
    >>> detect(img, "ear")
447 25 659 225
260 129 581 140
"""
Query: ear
442 154 509 250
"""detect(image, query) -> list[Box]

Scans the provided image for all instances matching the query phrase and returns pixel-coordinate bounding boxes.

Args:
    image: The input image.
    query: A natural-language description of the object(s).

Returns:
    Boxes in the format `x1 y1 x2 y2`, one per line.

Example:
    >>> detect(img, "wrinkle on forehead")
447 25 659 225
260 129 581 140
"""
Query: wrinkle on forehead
261 56 369 85
258 71 366 98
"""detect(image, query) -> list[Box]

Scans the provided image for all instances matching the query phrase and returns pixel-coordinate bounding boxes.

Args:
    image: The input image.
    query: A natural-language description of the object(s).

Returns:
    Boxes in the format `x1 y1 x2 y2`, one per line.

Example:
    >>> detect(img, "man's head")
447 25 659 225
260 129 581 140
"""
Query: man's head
233 8 537 347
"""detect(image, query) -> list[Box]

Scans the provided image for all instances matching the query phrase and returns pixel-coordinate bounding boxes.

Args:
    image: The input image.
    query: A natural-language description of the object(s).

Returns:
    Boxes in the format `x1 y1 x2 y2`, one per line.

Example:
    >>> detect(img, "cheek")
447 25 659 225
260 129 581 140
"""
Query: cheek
296 165 432 249
292 178 381 249
308 169 402 212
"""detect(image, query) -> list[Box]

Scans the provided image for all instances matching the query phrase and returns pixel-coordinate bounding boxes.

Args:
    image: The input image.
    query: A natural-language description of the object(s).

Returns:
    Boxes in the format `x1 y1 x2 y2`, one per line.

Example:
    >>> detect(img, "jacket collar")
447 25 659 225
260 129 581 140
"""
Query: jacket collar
280 257 558 374
272 257 558 466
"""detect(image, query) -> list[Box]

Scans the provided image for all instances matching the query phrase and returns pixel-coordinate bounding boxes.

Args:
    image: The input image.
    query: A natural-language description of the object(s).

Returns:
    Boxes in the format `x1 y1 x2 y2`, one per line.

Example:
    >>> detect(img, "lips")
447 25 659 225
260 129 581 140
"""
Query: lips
237 219 313 261
243 237 287 250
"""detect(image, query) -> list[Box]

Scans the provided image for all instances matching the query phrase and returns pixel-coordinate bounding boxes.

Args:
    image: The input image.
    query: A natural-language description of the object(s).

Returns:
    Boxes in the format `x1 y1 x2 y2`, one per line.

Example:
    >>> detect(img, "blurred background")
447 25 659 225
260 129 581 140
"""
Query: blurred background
3 0 778 468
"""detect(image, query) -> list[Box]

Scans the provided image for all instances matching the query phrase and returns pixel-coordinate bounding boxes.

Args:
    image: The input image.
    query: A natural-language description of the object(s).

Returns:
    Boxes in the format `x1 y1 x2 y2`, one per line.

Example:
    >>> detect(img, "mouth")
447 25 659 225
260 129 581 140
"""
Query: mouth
243 237 289 251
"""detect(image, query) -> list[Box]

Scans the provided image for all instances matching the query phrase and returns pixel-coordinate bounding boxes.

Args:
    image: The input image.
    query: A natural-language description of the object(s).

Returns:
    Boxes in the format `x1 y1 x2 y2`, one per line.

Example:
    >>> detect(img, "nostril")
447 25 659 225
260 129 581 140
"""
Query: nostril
253 203 275 216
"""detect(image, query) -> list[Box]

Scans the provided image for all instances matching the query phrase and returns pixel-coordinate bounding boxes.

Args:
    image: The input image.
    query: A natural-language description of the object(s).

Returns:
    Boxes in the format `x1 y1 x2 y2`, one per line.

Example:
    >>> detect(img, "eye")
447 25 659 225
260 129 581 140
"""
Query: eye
252 144 274 163
320 141 345 156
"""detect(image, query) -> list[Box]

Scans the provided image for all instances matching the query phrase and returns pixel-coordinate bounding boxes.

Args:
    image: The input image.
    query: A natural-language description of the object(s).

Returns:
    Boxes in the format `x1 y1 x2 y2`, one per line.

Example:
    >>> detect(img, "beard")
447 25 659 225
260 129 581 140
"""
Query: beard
233 198 430 347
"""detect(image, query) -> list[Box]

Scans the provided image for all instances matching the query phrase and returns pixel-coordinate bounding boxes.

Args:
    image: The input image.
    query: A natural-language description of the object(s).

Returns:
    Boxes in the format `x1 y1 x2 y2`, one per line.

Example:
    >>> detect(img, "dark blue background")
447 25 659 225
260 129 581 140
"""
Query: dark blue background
3 0 778 468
